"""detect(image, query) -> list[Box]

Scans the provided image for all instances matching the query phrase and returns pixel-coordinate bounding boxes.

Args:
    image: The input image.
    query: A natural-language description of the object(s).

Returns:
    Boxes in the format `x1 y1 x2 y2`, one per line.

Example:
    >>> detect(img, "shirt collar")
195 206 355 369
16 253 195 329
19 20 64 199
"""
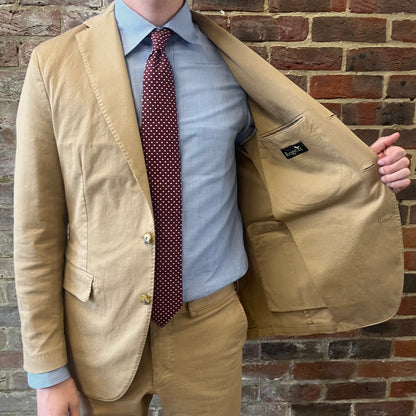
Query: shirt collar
115 0 201 56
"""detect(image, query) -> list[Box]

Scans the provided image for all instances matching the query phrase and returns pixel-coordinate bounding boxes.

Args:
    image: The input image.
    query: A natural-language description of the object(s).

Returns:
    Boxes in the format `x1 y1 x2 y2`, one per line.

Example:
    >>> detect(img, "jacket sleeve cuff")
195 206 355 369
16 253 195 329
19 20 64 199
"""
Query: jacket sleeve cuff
27 365 71 389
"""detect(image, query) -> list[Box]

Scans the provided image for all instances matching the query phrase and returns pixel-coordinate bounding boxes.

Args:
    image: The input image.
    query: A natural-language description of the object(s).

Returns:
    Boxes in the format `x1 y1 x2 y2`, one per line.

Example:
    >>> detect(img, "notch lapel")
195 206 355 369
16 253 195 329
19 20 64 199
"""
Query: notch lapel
76 5 152 207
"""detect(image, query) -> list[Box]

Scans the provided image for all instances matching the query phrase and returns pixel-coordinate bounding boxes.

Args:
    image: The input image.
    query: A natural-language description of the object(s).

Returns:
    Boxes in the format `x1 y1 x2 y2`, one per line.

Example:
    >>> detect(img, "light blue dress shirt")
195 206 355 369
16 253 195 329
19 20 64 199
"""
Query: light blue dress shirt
28 0 254 388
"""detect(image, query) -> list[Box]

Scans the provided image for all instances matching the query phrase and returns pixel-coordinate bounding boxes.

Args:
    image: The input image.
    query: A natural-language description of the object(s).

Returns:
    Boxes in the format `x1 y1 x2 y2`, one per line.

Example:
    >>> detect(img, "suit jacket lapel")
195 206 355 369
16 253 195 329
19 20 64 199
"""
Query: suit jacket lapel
76 5 152 207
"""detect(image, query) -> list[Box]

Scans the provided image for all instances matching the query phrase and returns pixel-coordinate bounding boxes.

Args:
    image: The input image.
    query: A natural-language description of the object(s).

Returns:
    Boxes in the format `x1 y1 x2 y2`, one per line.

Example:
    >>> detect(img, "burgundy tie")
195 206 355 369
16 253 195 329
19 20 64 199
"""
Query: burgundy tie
141 29 183 327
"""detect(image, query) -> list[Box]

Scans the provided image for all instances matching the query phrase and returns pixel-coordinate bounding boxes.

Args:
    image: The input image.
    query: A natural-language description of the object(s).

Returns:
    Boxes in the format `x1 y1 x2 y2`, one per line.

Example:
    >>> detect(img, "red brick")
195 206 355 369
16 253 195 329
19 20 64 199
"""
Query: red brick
271 46 342 70
249 45 268 60
403 228 416 248
403 274 416 293
62 9 99 32
400 204 409 225
321 103 342 118
359 361 416 378
405 251 416 270
294 362 356 380
387 75 416 99
285 75 307 91
261 382 321 402
20 0 100 5
312 17 386 43
355 401 414 416
351 0 416 14
326 381 385 400
269 0 346 12
242 363 290 379
391 381 416 398
205 14 227 29
347 47 416 72
0 351 23 369
342 102 415 126
310 75 382 99
351 129 380 146
0 10 60 36
398 181 416 201
192 0 264 12
382 128 416 149
392 20 416 43
394 340 416 357
19 40 42 66
0 41 17 66
397 295 416 315
230 16 308 42
243 342 259 362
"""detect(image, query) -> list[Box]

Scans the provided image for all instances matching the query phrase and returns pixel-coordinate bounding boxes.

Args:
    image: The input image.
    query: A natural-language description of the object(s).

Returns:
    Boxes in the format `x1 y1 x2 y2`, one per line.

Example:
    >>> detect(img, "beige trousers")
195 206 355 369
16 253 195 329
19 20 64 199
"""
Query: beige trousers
79 284 248 416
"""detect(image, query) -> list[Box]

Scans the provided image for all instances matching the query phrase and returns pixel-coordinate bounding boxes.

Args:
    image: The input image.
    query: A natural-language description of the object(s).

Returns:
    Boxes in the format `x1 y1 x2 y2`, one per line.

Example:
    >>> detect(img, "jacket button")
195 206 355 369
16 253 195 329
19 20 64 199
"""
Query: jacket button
142 232 153 245
139 294 151 305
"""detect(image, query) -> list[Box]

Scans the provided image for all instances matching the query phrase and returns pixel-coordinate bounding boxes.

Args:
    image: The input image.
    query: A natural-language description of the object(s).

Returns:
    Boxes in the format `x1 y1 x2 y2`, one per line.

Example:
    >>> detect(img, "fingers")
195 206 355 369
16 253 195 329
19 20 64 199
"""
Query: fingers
379 152 410 175
370 132 400 155
378 145 407 168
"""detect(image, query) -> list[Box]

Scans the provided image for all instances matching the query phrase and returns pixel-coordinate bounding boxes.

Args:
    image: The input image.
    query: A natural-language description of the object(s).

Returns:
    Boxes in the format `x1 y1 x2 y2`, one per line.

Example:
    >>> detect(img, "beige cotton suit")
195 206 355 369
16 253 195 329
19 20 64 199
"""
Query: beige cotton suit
14 4 404 402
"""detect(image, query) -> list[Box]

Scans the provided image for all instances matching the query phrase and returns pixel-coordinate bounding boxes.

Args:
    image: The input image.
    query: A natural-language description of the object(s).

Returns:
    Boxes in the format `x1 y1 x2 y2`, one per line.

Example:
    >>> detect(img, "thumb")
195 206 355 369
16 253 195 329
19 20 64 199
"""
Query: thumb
370 132 400 155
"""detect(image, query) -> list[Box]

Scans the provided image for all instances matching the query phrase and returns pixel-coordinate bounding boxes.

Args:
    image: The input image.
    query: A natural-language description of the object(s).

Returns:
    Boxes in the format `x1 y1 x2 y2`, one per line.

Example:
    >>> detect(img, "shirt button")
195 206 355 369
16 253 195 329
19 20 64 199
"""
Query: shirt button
142 232 153 245
139 294 151 305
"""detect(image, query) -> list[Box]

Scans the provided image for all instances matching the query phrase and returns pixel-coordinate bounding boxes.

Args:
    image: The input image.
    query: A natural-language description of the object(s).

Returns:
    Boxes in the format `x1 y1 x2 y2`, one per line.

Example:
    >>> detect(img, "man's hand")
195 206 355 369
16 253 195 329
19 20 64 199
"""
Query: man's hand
370 133 411 193
37 377 80 416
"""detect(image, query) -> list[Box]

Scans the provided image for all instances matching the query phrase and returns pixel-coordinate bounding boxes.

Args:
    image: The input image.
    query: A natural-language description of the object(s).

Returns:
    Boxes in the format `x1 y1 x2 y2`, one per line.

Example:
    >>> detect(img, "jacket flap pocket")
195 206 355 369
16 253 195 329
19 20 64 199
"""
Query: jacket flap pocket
247 220 326 312
63 260 94 303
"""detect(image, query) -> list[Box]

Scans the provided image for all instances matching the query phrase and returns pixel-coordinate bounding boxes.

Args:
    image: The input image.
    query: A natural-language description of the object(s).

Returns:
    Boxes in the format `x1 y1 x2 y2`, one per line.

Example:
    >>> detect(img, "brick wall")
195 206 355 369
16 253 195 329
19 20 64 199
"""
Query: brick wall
0 0 415 415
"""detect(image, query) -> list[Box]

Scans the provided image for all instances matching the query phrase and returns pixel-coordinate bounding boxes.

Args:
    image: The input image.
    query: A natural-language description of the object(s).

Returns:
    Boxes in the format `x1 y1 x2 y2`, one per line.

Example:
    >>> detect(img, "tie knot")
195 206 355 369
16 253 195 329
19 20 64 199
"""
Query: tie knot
151 29 172 52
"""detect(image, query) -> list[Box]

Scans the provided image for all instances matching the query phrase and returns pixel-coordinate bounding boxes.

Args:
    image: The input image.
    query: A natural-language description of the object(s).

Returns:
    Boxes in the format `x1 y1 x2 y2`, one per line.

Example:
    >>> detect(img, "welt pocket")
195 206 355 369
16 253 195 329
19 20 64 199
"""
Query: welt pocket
260 115 304 140
63 260 94 303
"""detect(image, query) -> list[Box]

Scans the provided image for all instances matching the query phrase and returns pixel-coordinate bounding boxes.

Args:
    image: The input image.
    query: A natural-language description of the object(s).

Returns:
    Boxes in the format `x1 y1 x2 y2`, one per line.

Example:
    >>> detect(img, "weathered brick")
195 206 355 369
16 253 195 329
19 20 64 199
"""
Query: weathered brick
391 381 416 398
350 0 416 14
10 370 29 390
7 327 23 350
204 14 227 29
403 228 416 248
0 306 20 326
294 362 356 380
249 45 268 60
20 40 42 66
192 0 264 12
242 363 290 379
285 75 307 91
261 341 324 361
260 381 321 402
62 9 100 32
321 102 342 118
310 75 383 99
0 10 60 36
243 342 259 362
326 381 385 400
0 350 22 368
359 361 416 378
269 0 346 12
342 102 415 126
0 41 18 66
0 207 13 231
0 391 37 413
397 295 416 315
387 75 416 99
20 0 100 6
347 47 416 72
271 46 342 70
241 380 259 402
0 231 13 257
392 20 416 43
0 257 14 279
328 339 391 360
230 16 308 42
292 403 351 416
0 71 25 101
241 403 288 416
394 340 416 357
0 101 18 125
355 400 414 416
312 17 386 43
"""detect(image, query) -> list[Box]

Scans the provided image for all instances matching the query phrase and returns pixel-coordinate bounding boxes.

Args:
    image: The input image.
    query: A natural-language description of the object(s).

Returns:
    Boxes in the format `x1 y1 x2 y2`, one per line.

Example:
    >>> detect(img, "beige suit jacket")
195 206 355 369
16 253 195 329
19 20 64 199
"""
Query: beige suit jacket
14 5 404 401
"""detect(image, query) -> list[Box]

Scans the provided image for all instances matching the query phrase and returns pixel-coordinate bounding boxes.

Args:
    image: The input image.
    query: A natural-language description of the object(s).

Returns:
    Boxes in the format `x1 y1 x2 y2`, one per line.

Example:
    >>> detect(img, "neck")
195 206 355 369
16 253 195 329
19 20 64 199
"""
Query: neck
122 0 184 27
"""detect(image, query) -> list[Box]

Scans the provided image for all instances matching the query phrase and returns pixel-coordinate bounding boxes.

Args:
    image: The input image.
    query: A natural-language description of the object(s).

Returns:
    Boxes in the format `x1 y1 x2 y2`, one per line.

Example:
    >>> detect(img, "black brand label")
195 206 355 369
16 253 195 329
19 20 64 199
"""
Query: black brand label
281 142 309 159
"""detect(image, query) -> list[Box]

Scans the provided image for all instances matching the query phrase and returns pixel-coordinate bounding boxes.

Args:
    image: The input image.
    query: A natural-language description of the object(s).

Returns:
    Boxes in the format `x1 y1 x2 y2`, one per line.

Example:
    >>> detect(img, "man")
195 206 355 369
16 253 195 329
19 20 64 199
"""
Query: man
14 0 411 415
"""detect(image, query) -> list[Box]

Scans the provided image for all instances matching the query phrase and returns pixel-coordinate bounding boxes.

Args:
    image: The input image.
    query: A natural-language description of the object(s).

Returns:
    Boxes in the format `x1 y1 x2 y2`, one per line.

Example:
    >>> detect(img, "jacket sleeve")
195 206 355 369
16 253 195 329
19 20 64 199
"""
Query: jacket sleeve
14 47 69 373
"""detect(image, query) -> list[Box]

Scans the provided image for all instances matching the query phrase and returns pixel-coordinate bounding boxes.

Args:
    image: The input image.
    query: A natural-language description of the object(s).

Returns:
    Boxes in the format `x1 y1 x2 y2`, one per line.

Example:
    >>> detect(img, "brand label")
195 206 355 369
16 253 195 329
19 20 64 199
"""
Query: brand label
281 142 309 159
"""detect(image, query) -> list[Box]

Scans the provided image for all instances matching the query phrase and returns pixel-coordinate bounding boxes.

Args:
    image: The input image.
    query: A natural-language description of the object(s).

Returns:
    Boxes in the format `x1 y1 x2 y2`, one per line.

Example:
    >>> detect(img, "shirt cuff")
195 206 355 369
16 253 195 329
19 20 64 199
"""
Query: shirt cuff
27 365 71 389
